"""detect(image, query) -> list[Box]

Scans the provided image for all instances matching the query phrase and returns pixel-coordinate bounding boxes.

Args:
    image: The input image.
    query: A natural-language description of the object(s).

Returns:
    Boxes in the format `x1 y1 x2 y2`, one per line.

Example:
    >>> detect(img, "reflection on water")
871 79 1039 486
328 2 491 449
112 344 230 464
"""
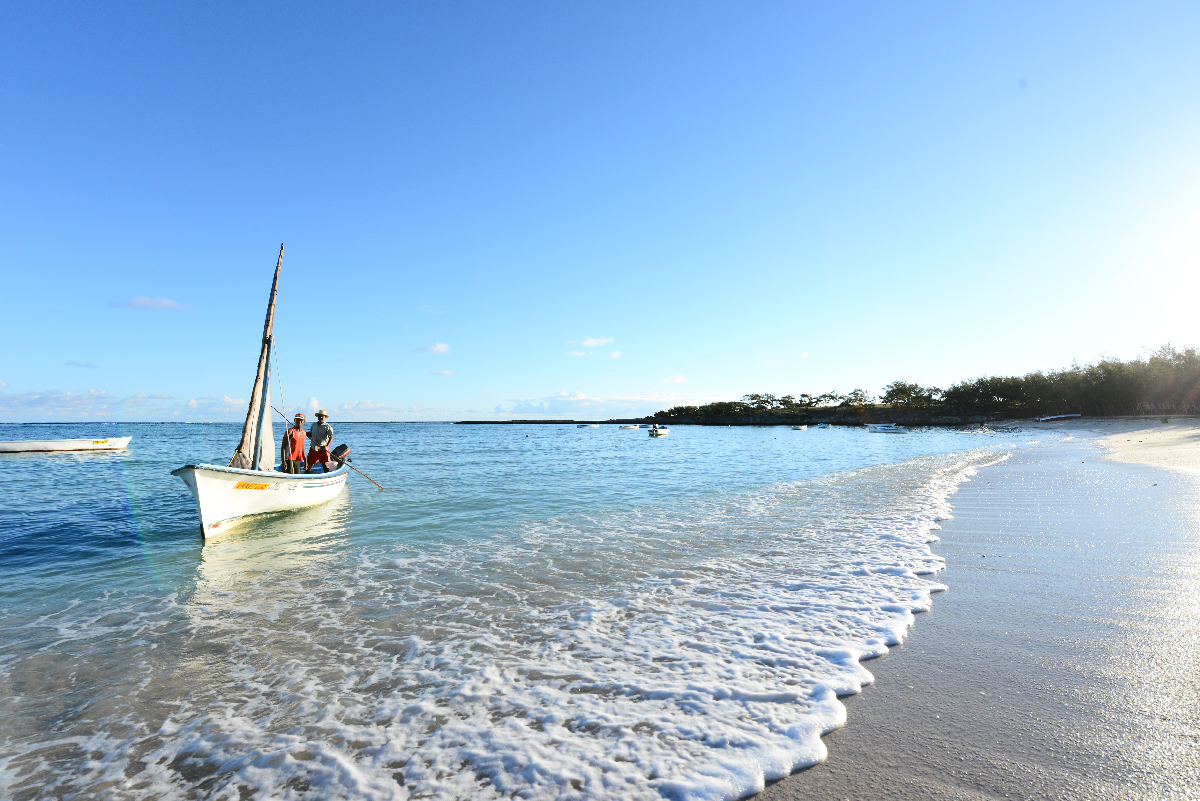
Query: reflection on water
0 422 1046 800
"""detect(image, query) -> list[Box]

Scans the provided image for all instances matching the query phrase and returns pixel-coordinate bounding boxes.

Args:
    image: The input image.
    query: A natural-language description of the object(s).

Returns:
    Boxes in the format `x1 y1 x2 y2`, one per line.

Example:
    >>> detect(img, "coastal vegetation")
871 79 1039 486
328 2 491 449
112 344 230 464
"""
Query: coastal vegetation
651 345 1200 425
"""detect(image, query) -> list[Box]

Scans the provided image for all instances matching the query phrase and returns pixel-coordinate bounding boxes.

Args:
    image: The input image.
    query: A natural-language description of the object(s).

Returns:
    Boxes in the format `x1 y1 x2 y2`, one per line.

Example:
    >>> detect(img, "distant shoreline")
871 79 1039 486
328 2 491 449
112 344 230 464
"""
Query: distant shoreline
454 414 1197 426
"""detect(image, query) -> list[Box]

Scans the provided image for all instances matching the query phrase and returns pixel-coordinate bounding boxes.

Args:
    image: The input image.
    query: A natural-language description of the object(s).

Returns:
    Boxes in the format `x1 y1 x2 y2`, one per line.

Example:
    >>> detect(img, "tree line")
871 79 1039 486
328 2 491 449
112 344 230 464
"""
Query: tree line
652 345 1200 422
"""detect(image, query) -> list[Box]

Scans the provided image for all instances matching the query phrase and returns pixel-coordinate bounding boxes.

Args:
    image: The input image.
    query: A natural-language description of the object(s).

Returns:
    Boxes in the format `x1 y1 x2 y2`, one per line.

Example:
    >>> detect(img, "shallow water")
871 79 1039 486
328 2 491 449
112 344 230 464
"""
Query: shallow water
0 422 1045 800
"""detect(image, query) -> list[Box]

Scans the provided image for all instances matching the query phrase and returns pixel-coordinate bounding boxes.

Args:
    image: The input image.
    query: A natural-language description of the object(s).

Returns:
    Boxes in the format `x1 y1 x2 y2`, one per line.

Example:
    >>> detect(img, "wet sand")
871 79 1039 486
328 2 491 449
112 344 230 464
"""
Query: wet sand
757 425 1200 799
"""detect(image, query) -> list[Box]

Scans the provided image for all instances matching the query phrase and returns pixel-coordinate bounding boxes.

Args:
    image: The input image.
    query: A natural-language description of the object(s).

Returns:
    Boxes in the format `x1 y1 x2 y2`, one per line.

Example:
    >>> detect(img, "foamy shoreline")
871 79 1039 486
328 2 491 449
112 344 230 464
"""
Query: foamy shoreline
758 422 1200 799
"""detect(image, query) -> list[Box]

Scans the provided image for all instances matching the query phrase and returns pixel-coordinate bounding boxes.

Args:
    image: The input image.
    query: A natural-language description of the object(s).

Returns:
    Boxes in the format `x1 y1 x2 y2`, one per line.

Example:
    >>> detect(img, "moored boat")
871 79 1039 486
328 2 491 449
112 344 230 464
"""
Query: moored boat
867 423 907 433
649 426 669 437
577 424 600 428
172 245 350 537
791 425 807 431
816 423 832 429
0 436 132 453
618 425 640 430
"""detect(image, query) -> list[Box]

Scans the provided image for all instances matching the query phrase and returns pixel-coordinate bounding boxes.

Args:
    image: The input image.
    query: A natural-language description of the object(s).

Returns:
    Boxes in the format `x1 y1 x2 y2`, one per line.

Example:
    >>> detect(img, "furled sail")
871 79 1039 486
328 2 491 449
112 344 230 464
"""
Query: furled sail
230 244 283 470
251 342 274 471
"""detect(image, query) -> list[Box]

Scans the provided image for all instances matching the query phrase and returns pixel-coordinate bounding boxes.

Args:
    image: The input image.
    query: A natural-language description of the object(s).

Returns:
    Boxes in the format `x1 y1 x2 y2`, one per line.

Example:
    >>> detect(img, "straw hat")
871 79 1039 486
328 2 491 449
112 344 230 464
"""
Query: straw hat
316 409 329 418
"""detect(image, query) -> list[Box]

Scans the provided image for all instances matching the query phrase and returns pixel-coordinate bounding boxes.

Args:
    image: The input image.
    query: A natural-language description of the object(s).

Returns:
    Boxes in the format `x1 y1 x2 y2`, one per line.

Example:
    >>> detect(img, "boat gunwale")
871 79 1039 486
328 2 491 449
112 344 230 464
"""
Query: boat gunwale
171 462 351 480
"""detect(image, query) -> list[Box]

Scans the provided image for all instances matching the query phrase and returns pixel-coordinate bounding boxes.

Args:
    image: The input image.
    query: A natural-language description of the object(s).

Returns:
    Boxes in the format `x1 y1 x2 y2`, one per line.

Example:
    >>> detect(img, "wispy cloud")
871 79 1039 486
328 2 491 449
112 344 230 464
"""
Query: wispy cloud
65 361 97 368
424 369 454 376
663 374 687 383
604 351 622 359
495 389 683 419
0 388 225 420
110 296 192 311
567 350 587 357
414 342 451 354
578 337 614 348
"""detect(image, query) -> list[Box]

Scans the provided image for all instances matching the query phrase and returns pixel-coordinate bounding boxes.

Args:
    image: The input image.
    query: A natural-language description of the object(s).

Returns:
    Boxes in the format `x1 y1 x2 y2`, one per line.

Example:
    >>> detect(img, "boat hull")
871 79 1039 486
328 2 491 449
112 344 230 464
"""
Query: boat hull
172 463 349 537
0 436 132 453
649 429 669 437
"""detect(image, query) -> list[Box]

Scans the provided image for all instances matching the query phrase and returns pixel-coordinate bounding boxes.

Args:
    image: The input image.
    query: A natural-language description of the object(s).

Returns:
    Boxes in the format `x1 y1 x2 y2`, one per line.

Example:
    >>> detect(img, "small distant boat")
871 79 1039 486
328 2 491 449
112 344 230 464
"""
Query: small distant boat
639 424 655 429
868 423 907 433
619 425 640 429
791 425 808 431
0 436 132 453
577 424 600 428
816 423 832 429
1036 413 1082 422
172 246 350 538
649 427 669 437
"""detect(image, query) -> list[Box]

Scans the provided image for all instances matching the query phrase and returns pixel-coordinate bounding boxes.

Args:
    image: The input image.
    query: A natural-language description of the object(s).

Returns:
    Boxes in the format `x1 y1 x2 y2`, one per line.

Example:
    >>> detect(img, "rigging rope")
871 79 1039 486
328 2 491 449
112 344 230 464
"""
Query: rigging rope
273 339 286 419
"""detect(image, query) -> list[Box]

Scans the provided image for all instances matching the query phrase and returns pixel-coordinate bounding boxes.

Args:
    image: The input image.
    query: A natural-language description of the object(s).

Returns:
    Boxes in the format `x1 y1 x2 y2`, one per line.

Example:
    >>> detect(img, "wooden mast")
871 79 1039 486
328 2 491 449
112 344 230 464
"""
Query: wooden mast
230 244 283 469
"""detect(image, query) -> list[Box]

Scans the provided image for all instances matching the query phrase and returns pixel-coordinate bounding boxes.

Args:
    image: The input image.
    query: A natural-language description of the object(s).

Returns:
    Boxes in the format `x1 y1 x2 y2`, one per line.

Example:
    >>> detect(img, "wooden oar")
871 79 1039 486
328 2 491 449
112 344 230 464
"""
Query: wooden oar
272 406 386 489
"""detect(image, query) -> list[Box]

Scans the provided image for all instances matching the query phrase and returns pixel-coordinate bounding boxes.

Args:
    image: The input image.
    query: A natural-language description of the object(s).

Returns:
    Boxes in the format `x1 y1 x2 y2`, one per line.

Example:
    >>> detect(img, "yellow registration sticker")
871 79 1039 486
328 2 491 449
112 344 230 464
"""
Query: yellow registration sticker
234 482 270 490
92 440 108 444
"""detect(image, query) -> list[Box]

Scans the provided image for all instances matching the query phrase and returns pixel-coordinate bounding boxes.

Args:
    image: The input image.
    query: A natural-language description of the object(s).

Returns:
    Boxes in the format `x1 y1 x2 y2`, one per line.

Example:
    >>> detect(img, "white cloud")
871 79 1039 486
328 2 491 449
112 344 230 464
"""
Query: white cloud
111 296 192 311
307 397 320 413
65 361 97 368
414 342 451 354
0 388 238 421
580 337 614 348
567 350 587 357
495 389 683 419
663 374 687 383
424 369 454 376
604 351 622 359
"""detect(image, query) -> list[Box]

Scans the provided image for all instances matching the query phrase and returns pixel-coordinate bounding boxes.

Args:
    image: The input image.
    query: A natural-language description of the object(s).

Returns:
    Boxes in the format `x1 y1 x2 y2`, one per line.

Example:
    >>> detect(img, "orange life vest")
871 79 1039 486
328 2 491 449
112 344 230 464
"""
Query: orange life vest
283 427 305 459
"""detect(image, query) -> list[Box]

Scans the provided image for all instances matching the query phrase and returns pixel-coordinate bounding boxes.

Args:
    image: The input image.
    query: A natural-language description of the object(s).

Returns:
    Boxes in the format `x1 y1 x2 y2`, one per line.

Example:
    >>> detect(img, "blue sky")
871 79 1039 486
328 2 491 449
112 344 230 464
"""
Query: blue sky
3 1 1198 422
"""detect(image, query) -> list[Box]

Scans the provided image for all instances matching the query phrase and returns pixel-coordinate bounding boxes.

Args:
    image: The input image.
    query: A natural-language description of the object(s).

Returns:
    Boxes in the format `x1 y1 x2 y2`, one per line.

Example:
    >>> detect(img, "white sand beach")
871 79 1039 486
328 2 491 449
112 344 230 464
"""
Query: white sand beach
758 421 1200 799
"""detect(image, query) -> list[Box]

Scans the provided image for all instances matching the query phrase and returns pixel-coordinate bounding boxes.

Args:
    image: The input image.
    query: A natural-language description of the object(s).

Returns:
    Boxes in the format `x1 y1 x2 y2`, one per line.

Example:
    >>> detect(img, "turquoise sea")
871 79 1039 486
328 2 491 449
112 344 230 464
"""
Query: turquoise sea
0 422 1044 800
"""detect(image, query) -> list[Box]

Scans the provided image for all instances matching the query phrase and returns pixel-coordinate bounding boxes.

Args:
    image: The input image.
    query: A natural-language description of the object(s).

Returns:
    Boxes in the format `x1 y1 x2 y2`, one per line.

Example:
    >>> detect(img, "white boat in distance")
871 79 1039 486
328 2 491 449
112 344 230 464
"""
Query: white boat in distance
172 245 349 537
867 423 908 433
618 425 640 429
0 434 132 453
791 425 808 431
816 423 832 429
0 436 132 453
649 427 669 437
577 424 600 428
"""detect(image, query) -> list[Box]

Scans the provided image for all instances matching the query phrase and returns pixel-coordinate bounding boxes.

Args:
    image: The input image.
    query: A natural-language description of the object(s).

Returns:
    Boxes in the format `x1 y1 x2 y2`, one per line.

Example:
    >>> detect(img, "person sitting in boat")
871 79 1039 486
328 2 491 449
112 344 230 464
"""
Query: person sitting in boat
280 413 306 473
305 410 335 473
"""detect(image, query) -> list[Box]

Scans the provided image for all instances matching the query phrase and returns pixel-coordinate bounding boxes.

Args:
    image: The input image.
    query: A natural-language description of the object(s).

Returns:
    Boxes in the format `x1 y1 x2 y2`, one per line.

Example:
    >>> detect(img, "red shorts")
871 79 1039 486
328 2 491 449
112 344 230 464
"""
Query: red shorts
306 447 331 466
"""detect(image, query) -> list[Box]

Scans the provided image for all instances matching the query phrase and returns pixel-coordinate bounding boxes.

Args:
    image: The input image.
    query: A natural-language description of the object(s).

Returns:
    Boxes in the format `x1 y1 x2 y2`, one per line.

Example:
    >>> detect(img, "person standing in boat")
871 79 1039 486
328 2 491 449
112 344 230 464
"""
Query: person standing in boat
280 413 306 473
305 410 335 473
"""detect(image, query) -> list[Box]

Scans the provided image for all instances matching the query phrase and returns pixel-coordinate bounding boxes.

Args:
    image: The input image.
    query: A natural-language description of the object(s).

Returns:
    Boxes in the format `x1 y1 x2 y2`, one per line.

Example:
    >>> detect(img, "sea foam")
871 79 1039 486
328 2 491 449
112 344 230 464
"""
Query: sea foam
0 440 1010 800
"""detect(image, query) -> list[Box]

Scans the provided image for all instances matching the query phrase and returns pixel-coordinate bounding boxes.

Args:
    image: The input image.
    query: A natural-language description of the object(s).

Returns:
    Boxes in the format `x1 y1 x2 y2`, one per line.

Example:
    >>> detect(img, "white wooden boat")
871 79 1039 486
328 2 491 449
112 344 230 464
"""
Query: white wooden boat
0 436 132 453
577 424 600 428
816 423 832 429
172 245 349 538
867 423 907 433
618 425 640 430
649 427 669 437
172 462 348 536
791 425 808 431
